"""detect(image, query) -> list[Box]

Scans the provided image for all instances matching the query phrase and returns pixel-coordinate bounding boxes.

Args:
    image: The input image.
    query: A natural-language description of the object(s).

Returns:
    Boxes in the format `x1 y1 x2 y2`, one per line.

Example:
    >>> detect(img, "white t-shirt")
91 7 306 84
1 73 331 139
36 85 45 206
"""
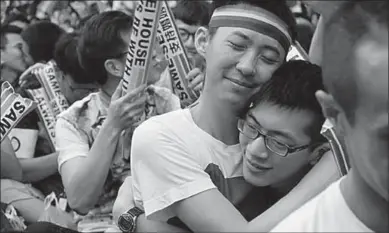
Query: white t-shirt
271 178 373 232
131 109 252 221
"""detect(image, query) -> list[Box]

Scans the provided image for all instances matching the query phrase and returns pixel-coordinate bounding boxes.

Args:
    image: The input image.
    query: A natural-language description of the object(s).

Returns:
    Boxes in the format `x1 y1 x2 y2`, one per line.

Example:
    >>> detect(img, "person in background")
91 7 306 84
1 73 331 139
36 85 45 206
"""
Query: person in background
53 32 98 105
156 0 213 94
20 21 65 64
271 1 388 232
0 24 33 87
56 11 146 219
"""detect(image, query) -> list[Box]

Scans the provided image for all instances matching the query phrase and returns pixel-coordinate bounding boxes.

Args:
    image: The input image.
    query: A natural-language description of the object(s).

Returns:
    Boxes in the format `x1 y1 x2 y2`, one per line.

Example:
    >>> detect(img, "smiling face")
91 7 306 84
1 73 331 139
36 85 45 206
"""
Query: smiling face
240 102 315 187
203 26 286 106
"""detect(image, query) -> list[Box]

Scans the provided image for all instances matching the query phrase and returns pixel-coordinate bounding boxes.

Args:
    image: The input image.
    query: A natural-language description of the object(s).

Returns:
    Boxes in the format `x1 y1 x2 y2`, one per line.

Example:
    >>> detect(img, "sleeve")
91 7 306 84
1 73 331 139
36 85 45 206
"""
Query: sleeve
55 117 90 173
130 119 216 221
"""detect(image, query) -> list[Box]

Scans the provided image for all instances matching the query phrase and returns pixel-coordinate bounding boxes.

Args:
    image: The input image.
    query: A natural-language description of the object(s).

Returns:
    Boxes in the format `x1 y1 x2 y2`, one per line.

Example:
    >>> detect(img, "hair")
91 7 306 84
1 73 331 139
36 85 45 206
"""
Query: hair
77 11 133 85
0 24 23 50
172 0 213 26
322 1 388 125
209 0 297 42
251 60 326 145
20 21 65 62
53 32 93 84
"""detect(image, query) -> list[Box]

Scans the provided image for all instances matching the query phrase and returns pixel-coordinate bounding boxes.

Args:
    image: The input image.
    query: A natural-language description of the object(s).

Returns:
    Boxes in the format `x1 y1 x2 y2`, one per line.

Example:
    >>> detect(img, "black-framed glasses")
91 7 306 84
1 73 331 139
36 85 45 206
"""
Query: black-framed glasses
237 118 311 157
178 28 196 42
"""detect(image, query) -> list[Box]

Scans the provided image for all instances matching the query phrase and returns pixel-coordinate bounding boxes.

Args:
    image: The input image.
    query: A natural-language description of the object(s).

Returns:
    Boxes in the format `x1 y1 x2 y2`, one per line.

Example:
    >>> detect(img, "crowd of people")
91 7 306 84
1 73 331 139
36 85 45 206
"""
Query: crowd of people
1 0 387 232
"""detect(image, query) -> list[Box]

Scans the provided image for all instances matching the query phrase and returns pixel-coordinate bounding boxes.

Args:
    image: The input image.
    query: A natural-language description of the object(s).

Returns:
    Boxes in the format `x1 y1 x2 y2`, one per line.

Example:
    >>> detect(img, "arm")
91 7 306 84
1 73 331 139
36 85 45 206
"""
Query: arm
57 118 121 214
19 152 58 183
113 176 187 232
59 83 146 214
247 150 340 231
1 137 23 181
131 120 250 232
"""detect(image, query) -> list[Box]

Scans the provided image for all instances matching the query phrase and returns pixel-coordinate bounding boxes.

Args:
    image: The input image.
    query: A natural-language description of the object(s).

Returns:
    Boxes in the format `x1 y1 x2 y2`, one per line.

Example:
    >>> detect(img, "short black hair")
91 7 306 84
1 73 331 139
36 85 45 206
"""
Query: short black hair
323 1 388 125
251 60 325 144
77 11 133 85
53 33 93 84
20 21 65 62
0 24 23 50
210 0 297 41
172 0 213 26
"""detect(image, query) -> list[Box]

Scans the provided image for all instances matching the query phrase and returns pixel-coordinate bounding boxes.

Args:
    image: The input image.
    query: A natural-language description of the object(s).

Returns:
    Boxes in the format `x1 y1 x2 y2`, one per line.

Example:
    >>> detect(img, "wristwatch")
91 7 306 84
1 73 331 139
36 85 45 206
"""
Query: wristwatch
118 207 144 233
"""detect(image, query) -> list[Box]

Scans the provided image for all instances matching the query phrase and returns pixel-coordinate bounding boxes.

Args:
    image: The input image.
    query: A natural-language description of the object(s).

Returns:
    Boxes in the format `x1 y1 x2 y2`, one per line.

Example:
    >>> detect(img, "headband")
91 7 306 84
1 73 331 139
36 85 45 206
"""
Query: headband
209 6 292 53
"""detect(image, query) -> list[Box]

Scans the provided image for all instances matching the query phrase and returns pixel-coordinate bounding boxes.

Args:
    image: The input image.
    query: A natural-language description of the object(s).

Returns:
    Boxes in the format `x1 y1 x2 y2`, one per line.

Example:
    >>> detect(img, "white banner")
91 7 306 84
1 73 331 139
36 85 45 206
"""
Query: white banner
26 88 56 150
157 1 199 107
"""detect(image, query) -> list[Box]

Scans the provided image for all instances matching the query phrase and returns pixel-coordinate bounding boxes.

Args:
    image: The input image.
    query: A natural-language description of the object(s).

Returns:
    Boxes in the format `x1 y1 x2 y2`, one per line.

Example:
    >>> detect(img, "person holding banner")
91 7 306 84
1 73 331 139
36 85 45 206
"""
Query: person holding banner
271 1 388 232
156 0 213 95
53 32 99 104
55 11 147 217
128 0 339 232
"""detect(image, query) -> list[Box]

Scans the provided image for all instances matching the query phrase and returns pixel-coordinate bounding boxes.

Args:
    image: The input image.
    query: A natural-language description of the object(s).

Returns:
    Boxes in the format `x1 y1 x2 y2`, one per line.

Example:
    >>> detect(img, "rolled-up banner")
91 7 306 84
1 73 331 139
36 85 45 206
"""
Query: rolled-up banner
26 88 56 150
122 0 162 93
41 62 69 117
25 62 69 119
320 119 350 176
1 93 36 142
286 41 309 61
157 1 199 107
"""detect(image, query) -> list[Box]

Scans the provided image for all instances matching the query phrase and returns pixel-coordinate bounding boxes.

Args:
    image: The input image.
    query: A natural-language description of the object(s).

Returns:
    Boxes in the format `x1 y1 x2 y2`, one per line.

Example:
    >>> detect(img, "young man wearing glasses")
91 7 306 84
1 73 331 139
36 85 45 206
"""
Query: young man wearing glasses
114 60 330 232
156 0 213 93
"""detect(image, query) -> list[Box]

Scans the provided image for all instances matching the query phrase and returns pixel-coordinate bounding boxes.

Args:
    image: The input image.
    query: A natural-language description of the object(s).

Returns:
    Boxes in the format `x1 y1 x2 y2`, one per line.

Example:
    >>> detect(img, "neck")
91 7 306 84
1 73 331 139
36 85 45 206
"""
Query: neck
190 93 244 145
341 169 389 232
100 76 120 99
270 165 310 195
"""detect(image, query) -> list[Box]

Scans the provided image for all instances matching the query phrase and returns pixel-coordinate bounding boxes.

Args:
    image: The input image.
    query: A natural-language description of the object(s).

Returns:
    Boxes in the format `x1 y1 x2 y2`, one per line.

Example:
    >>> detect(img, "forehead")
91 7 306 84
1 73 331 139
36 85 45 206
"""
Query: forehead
248 102 314 142
354 25 388 121
4 33 24 46
175 19 200 33
214 27 285 54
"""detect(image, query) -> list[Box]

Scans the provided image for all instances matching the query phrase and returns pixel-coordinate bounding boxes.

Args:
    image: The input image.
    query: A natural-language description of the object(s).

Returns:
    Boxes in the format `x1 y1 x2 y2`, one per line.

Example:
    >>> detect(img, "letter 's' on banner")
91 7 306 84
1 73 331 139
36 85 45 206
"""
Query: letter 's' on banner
1 82 36 142
157 0 199 107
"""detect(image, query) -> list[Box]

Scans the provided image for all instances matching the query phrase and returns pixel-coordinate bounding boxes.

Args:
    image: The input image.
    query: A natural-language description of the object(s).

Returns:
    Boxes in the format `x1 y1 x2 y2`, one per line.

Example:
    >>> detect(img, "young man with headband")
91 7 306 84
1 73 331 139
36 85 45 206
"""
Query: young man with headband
272 1 388 232
121 1 339 232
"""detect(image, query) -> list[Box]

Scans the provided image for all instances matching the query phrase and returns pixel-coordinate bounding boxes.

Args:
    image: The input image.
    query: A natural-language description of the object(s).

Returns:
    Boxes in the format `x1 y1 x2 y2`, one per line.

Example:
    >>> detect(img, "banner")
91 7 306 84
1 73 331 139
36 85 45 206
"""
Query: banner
26 88 56 150
321 119 350 176
21 62 69 119
41 62 69 118
1 82 36 142
157 0 199 107
122 0 162 93
286 41 309 61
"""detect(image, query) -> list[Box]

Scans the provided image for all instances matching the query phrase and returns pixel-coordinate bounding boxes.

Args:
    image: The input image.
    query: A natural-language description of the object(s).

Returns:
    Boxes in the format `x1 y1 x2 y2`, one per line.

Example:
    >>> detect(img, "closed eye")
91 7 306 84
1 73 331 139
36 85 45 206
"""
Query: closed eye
228 41 246 51
260 56 279 65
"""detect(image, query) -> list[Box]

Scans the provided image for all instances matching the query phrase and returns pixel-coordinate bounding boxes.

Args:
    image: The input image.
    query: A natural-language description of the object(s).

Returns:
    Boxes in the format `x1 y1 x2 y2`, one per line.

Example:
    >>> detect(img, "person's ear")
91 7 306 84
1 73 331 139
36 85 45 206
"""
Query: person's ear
315 90 345 134
195 26 210 59
104 58 123 77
